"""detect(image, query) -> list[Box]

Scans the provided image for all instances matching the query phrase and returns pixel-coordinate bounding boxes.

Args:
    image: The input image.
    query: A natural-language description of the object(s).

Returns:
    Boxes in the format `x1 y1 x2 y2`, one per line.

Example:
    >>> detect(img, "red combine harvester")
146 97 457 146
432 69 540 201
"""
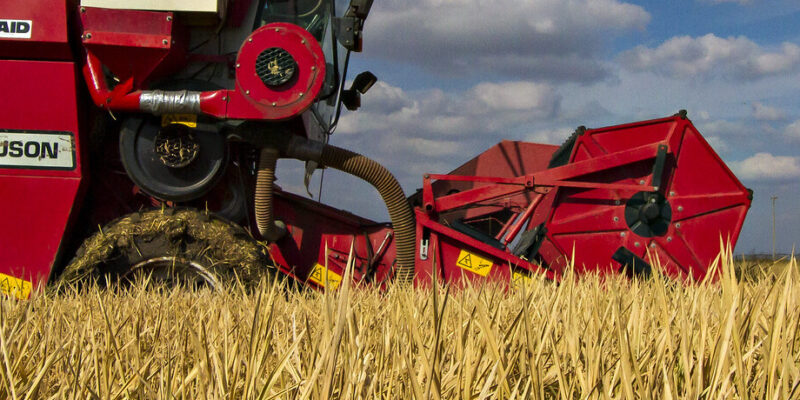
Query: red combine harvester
0 0 752 299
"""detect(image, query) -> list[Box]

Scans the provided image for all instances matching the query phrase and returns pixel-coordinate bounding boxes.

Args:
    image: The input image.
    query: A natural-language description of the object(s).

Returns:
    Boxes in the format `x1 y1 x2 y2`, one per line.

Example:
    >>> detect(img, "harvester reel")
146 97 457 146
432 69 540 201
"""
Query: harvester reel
541 116 751 281
120 117 227 202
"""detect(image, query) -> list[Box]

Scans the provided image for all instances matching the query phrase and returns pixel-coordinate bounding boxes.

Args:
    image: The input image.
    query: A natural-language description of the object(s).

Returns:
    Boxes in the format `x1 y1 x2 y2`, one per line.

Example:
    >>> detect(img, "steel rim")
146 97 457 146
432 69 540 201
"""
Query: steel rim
124 256 220 289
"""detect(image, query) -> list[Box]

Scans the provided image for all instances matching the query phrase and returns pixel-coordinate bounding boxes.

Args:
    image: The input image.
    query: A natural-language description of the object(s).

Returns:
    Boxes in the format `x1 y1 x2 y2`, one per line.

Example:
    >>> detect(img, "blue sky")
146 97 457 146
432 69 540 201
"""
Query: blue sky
279 0 800 254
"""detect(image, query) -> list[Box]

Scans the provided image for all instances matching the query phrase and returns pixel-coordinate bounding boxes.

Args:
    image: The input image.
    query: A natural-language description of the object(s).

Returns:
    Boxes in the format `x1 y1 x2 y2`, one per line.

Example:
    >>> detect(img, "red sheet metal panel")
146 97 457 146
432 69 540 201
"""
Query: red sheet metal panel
0 60 85 296
268 190 396 289
542 116 751 281
79 7 185 86
0 0 73 60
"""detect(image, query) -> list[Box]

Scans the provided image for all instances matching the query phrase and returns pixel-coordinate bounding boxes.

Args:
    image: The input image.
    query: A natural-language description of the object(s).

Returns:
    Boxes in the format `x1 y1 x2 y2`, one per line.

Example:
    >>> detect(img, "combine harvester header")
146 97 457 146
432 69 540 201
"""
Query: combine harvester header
0 0 751 298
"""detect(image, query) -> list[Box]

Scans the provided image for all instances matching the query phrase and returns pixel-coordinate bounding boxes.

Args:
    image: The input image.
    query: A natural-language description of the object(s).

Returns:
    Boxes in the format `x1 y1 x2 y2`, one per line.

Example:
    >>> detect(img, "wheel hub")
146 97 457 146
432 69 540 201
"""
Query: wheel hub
154 124 200 168
625 191 672 237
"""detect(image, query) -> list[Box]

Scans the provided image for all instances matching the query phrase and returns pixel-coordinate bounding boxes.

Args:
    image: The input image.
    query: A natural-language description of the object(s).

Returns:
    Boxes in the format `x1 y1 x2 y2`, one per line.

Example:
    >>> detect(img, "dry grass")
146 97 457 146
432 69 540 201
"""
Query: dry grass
1 253 799 399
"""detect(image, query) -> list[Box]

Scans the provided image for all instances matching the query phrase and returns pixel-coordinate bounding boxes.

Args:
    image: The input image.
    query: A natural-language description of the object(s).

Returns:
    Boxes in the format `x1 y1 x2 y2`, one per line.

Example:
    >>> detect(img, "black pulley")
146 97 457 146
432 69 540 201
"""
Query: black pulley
120 117 227 202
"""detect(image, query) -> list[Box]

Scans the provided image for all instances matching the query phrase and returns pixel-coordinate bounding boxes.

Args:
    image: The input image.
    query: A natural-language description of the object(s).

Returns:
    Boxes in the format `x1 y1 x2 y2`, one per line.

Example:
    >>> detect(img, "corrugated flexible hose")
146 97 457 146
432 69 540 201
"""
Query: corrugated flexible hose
254 148 285 242
255 143 416 283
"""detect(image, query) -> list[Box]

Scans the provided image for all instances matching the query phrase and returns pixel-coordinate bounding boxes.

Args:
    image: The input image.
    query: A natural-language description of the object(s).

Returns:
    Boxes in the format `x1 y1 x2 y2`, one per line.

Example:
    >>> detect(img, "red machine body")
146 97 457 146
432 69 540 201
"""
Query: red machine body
0 0 752 298
0 0 86 297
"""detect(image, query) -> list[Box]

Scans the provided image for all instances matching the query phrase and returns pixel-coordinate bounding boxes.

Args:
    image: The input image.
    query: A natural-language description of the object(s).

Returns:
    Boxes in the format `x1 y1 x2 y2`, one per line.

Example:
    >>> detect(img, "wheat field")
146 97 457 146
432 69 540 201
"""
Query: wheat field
0 253 798 399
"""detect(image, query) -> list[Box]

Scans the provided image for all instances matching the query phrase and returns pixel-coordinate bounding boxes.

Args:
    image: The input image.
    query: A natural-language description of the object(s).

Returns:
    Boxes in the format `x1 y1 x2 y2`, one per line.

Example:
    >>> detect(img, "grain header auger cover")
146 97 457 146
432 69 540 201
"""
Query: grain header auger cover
0 0 751 299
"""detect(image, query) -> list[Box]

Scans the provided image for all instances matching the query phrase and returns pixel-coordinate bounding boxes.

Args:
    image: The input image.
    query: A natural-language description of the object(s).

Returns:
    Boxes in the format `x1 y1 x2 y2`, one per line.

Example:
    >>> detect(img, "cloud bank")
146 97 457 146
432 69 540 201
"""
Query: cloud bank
364 0 650 83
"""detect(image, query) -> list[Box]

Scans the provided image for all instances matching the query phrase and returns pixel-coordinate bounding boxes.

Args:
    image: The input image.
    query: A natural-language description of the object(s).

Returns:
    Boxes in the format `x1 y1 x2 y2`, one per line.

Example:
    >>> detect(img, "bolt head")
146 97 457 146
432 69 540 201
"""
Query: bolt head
669 191 675 196
272 102 277 107
615 200 621 205
667 237 672 242
678 206 683 211
620 232 626 237
80 7 86 13
650 243 656 248
162 39 169 45
248 38 253 42
245 90 250 95
676 223 681 228
299 92 304 97
613 216 619 222
85 32 92 40
166 15 172 21
635 242 640 247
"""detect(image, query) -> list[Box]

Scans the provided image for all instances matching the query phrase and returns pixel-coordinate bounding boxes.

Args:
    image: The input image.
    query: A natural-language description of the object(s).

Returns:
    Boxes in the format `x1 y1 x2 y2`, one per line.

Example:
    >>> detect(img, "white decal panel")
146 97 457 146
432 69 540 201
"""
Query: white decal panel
0 20 32 39
0 131 75 170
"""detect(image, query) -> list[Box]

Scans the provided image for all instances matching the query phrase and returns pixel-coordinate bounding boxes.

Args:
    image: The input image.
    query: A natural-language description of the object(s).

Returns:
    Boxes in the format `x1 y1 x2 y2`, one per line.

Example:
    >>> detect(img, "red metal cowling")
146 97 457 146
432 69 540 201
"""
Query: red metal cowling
0 0 87 298
228 23 327 120
539 115 751 281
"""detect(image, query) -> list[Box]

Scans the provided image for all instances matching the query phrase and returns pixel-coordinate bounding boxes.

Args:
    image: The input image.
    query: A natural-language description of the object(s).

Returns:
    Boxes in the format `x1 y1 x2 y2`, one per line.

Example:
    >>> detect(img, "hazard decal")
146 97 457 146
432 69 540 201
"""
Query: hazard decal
511 270 533 289
307 263 343 289
0 272 32 300
0 130 75 170
456 250 494 276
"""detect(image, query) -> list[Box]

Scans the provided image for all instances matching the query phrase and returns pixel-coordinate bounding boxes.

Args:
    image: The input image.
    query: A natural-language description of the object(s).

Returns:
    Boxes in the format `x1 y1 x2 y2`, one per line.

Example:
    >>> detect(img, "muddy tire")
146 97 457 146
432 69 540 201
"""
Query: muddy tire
61 208 276 288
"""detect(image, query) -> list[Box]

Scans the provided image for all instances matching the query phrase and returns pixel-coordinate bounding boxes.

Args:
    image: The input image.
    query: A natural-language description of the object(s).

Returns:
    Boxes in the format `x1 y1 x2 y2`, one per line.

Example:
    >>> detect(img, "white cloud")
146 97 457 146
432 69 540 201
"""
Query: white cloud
730 152 800 181
705 136 730 153
785 120 800 141
365 0 649 83
701 0 752 4
752 102 785 121
619 34 800 80
339 80 561 140
383 136 464 157
470 82 557 112
697 119 753 137
525 127 575 145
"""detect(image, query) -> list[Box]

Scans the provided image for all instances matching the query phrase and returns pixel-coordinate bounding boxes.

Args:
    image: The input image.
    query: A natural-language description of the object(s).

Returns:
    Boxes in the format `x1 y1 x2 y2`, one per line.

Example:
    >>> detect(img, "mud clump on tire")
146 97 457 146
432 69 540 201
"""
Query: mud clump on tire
60 208 275 287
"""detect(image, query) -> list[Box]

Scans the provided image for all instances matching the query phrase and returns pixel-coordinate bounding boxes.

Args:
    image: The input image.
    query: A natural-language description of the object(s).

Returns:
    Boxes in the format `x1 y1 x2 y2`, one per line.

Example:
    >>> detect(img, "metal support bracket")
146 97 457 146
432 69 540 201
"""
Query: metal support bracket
651 144 668 191
612 247 652 278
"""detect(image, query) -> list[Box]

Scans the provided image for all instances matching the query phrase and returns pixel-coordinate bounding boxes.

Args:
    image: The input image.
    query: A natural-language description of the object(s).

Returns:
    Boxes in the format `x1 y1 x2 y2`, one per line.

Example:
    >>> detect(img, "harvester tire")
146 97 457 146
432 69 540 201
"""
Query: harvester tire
60 208 276 289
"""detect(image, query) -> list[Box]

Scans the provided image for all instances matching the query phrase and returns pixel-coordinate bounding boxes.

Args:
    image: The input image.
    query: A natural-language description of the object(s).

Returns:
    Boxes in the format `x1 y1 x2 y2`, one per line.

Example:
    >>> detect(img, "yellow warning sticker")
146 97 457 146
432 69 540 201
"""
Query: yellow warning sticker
511 270 533 289
161 114 198 128
456 250 494 276
0 273 32 300
307 263 343 289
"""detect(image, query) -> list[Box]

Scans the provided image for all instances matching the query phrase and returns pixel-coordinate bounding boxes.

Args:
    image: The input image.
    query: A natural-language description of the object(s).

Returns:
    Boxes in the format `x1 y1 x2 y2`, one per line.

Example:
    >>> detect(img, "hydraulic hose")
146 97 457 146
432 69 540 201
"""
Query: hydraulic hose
316 145 416 283
254 148 286 242
251 131 416 283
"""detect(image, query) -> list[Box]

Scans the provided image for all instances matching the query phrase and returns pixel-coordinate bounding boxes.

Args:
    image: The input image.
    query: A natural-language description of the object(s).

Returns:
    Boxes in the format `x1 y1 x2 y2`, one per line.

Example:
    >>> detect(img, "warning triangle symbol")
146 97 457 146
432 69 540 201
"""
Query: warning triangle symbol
310 267 323 282
457 253 472 269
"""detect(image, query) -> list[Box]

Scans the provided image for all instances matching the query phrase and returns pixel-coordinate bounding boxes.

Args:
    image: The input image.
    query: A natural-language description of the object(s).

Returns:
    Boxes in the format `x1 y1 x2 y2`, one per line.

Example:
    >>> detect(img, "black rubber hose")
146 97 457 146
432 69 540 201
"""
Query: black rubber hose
317 145 416 283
